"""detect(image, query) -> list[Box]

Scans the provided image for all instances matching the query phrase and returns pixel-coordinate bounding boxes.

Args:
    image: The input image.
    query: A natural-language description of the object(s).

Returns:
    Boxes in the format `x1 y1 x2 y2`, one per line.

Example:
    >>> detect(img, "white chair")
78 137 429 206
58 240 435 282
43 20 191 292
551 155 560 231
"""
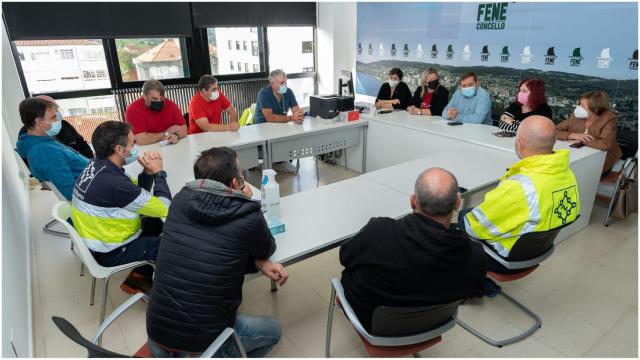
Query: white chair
52 293 247 357
325 278 460 357
41 181 71 238
51 201 155 345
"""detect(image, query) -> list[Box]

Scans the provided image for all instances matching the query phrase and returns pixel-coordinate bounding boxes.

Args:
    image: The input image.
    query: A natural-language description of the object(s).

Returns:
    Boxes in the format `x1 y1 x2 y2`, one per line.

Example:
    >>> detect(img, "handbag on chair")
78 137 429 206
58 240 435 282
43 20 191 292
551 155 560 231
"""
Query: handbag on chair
612 177 638 219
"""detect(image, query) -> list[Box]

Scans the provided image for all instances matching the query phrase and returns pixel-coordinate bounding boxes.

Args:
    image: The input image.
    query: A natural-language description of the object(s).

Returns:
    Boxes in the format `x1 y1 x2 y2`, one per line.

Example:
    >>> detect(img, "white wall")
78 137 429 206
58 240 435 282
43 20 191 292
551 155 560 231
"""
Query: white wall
2 22 26 145
2 21 33 358
317 2 357 95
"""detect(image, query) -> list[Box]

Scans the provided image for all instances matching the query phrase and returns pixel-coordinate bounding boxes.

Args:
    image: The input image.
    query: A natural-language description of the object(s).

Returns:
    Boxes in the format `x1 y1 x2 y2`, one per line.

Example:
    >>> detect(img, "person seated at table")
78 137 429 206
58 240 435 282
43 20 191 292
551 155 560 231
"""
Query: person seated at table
146 147 288 357
406 68 449 116
442 72 492 125
71 121 172 294
16 97 90 200
498 78 552 133
254 69 304 124
556 90 622 174
459 116 580 295
340 167 486 332
188 75 239 134
375 67 412 110
125 79 188 145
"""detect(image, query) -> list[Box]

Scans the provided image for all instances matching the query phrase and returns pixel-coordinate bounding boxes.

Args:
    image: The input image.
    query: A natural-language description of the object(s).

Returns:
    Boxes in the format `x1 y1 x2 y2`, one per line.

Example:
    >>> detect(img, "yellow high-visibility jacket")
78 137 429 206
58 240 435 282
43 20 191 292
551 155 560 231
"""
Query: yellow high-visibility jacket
464 149 580 257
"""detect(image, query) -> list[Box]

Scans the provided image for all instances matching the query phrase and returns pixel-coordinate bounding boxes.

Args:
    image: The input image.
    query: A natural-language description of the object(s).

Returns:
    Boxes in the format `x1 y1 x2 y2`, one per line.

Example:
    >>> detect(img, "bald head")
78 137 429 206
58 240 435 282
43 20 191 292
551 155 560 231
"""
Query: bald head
413 167 459 216
515 115 556 158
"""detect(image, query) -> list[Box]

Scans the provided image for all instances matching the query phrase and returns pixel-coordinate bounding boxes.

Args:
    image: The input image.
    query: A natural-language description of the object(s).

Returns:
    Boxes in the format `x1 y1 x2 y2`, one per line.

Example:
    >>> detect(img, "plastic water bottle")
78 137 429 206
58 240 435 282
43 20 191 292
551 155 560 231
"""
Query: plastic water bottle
261 169 281 218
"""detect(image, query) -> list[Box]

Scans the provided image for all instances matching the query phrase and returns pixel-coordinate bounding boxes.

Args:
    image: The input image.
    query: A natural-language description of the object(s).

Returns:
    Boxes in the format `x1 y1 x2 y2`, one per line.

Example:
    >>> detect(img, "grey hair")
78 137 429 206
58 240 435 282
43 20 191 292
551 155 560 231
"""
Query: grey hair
142 79 165 96
269 69 286 83
198 75 218 92
414 167 459 216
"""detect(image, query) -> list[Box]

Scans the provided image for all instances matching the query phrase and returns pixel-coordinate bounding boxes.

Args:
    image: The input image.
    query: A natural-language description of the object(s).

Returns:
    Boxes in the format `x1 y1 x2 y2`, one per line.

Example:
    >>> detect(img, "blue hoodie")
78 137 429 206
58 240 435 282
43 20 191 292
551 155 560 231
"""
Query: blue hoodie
16 132 90 200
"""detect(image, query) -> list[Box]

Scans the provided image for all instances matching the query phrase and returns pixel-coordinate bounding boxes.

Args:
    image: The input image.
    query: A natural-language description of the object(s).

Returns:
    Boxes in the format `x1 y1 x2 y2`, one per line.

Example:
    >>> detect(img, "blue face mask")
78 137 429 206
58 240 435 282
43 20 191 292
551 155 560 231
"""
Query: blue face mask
46 119 62 137
56 111 64 122
461 86 477 98
124 145 139 165
278 84 288 95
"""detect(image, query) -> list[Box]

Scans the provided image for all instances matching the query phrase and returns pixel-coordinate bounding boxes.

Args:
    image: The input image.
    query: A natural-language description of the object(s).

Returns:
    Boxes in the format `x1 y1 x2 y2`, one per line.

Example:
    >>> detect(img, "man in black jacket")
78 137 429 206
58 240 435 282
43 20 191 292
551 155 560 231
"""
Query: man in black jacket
340 167 486 332
146 147 288 357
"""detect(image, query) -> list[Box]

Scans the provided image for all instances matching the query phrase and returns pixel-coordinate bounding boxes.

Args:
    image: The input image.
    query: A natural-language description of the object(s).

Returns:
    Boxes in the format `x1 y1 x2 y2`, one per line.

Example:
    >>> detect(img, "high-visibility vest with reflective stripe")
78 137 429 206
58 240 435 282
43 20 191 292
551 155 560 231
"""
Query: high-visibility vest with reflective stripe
464 149 580 257
71 159 170 253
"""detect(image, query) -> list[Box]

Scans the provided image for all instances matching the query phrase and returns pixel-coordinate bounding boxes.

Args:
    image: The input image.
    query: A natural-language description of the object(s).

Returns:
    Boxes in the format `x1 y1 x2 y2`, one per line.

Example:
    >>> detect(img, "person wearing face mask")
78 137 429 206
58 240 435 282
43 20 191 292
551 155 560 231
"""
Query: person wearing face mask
375 68 412 110
498 78 552 133
442 72 492 125
17 95 94 160
125 80 187 145
189 75 239 134
407 68 450 116
146 147 288 357
458 116 580 295
254 69 304 125
16 97 90 200
556 91 622 174
71 121 172 295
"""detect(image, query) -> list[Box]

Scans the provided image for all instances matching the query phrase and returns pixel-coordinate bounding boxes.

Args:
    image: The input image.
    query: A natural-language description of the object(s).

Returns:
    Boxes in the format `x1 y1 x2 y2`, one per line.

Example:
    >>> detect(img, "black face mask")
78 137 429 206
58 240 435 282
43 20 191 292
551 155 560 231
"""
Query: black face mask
149 100 164 112
427 80 439 89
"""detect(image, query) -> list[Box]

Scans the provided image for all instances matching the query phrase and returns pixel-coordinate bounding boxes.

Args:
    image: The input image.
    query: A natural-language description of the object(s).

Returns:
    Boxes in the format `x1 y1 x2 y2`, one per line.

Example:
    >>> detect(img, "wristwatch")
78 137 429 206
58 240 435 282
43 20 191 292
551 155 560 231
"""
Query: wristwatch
153 170 167 179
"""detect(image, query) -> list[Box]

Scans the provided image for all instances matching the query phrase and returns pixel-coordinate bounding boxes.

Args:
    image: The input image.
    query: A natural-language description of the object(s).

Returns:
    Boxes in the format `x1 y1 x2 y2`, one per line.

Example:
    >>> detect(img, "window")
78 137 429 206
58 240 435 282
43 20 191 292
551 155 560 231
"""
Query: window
302 41 313 54
55 49 75 59
253 64 260 72
115 38 189 82
57 96 120 143
15 39 110 94
287 77 315 107
207 27 260 75
267 26 314 74
245 63 249 72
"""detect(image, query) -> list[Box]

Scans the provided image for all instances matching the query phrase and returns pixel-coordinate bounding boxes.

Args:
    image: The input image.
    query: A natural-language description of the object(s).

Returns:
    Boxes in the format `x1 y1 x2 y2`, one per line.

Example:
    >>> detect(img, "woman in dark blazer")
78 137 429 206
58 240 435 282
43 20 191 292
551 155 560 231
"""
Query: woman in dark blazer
375 67 412 110
407 68 449 116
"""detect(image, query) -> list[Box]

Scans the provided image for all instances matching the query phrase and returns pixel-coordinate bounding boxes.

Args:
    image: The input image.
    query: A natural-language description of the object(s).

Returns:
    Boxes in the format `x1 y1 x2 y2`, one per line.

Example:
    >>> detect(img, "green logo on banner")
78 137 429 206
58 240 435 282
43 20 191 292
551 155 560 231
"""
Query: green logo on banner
477 3 508 30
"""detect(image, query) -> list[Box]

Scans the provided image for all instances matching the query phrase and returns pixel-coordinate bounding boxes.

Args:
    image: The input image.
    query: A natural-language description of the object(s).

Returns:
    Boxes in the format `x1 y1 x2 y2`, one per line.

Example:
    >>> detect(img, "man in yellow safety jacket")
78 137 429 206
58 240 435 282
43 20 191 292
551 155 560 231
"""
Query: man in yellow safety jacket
459 116 580 289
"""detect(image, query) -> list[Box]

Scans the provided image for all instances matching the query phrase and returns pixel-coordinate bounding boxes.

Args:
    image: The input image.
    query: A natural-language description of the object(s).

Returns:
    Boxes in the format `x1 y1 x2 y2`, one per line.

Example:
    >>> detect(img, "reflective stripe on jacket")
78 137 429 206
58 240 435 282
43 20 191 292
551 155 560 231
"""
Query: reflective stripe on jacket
464 149 580 257
71 158 171 253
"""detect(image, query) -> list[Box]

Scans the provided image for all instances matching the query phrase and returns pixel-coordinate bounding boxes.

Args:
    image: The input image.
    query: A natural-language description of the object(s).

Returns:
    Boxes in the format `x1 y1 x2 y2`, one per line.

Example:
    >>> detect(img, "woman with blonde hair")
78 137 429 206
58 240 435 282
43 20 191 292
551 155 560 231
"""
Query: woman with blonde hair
556 90 622 173
407 68 449 116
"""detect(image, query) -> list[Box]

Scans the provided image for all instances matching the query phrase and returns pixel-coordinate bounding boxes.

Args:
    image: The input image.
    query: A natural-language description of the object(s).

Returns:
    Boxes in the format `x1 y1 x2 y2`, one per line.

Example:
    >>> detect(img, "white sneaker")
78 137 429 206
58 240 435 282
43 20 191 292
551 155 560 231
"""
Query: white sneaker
278 161 298 173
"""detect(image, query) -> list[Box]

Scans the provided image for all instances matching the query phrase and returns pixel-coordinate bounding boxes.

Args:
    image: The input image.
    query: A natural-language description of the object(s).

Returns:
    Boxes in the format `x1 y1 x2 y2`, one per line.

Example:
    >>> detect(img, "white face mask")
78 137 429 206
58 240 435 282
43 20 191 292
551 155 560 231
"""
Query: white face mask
210 91 220 101
388 79 399 88
574 105 589 118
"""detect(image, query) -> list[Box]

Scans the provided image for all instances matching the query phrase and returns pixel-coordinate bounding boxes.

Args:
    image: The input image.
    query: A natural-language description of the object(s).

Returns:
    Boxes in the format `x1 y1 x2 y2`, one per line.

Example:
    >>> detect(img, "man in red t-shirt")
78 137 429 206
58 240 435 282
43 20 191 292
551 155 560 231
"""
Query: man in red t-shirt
188 75 239 134
125 80 188 145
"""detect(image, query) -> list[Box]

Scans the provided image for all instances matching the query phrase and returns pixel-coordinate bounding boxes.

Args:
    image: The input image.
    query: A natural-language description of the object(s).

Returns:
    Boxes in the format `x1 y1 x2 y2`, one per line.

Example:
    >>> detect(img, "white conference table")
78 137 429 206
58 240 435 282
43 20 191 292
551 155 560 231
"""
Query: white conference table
269 175 410 265
363 111 606 242
243 117 368 172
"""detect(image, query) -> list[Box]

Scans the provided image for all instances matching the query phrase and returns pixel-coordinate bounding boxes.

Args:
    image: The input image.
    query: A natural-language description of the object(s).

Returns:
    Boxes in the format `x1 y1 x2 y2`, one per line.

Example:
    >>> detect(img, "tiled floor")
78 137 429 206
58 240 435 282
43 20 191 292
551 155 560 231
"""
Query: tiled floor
30 157 638 357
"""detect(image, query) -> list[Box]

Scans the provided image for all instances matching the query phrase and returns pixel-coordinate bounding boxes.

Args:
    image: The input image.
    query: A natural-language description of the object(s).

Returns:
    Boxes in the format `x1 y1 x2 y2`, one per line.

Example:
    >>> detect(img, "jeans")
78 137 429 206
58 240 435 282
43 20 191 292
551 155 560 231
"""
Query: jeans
148 314 282 358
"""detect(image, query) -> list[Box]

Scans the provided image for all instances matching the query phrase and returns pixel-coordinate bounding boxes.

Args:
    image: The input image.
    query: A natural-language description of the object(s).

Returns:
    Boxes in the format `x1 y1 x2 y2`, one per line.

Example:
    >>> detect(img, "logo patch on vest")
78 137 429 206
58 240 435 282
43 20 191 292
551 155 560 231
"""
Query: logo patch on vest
551 187 578 226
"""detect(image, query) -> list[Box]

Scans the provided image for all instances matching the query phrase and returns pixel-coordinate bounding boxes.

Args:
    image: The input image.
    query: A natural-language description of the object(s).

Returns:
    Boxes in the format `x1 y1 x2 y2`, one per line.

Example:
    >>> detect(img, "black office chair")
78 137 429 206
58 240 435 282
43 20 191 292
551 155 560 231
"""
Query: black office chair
456 219 576 347
183 112 190 130
326 278 462 357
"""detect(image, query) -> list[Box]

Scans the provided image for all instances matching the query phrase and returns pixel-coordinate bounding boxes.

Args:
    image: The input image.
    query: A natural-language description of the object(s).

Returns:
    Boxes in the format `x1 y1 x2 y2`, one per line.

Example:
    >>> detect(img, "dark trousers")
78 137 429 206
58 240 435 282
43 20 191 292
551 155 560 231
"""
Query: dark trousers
91 218 163 278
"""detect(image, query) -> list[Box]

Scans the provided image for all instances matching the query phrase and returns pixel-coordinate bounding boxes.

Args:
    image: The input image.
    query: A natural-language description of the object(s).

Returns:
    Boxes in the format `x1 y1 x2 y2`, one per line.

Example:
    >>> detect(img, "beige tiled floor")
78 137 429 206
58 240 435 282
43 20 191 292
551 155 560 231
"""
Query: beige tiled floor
30 157 638 357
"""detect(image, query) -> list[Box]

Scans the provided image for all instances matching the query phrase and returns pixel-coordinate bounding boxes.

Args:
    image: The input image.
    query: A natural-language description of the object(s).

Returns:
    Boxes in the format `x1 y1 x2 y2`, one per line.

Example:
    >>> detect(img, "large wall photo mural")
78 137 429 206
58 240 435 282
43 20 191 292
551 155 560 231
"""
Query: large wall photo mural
356 2 638 129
